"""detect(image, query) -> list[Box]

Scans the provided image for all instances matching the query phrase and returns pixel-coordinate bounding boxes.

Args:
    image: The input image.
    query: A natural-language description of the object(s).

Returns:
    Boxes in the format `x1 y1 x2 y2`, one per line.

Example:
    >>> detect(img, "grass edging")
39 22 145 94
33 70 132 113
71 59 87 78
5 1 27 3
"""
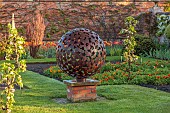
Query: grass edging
9 71 170 113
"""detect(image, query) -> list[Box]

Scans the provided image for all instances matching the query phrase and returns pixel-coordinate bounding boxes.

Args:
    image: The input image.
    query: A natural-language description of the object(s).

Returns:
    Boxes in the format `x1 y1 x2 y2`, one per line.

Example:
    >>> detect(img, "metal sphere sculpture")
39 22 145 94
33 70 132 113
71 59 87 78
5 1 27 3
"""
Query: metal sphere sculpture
56 28 106 82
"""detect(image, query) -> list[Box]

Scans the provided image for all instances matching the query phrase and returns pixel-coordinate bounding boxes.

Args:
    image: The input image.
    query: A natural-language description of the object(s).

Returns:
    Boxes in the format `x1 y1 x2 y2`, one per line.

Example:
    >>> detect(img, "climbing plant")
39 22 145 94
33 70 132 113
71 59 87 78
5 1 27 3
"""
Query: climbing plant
120 16 138 80
0 15 26 113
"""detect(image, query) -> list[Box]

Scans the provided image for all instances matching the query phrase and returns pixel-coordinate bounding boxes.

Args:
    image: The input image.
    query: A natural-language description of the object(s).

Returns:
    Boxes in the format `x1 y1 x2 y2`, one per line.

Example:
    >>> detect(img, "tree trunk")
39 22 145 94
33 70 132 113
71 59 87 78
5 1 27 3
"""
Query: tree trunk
30 45 40 58
128 59 131 81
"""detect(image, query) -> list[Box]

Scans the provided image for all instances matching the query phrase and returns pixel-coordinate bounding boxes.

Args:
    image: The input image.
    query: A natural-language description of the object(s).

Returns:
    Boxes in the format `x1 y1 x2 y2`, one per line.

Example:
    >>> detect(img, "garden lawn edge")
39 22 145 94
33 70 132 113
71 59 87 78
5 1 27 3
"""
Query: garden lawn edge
7 71 170 113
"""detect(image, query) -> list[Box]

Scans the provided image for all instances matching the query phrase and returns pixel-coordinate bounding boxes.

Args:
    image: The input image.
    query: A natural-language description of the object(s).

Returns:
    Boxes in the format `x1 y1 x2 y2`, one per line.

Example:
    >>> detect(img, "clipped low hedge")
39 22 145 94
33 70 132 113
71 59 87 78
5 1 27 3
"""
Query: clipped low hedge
134 34 156 56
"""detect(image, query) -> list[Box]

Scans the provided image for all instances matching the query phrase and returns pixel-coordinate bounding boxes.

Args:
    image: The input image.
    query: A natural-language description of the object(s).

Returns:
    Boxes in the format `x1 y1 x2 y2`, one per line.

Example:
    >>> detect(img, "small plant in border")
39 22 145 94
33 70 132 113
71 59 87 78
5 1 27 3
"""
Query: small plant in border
0 14 26 113
156 14 170 37
120 16 139 80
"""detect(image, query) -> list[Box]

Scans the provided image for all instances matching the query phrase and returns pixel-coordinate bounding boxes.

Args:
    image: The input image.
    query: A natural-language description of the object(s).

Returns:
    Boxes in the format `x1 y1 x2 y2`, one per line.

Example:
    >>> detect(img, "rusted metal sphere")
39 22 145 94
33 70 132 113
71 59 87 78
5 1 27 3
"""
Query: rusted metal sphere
56 28 106 82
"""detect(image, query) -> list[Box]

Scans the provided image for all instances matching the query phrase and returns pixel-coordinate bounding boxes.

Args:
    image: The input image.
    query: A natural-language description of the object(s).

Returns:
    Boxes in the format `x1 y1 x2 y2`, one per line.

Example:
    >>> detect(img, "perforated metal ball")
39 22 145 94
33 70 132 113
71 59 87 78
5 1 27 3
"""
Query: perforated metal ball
56 28 106 82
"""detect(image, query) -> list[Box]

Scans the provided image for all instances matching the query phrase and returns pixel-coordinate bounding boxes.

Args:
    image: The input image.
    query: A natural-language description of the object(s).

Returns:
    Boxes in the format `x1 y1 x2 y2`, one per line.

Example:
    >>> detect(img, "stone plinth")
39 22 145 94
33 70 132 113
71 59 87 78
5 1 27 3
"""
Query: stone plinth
63 79 99 102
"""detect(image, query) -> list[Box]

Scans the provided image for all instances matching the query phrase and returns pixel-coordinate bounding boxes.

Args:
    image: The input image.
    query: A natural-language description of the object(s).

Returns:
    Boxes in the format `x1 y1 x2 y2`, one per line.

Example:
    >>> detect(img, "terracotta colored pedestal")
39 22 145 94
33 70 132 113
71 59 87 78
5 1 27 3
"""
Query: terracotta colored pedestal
63 79 99 102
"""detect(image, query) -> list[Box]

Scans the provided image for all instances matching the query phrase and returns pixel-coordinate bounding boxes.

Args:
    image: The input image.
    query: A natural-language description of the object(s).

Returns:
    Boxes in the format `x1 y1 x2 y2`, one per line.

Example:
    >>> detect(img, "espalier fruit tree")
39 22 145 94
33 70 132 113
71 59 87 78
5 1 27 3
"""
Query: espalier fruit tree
120 16 138 80
0 14 26 113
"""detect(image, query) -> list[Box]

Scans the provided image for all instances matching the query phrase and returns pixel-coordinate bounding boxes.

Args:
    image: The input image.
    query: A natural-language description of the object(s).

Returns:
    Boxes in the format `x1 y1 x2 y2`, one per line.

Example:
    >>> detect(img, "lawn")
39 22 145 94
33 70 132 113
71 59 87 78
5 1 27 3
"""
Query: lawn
0 58 56 64
11 71 170 113
0 56 159 64
24 56 162 63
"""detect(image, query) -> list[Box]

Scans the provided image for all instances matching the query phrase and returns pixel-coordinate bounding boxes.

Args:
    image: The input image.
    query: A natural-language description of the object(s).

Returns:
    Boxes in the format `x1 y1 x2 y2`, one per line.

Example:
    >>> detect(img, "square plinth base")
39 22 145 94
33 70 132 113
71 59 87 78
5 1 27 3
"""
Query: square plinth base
64 79 100 102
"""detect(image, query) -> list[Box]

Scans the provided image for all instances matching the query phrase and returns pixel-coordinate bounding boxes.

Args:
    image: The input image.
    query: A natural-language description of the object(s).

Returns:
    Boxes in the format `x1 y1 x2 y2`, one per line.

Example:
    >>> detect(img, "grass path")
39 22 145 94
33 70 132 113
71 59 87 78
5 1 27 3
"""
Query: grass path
11 71 170 113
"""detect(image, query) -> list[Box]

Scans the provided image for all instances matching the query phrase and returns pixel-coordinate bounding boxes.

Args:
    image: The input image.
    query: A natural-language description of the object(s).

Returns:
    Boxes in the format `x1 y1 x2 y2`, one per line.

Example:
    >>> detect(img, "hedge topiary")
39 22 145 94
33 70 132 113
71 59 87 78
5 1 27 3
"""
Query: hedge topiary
164 24 170 39
134 34 156 56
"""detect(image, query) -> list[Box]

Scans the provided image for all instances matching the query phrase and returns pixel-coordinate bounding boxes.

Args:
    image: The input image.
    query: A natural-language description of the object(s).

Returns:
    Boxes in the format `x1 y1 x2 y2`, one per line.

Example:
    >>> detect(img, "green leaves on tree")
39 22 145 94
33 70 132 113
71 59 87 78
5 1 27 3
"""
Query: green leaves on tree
120 16 138 80
0 15 26 113
156 14 170 37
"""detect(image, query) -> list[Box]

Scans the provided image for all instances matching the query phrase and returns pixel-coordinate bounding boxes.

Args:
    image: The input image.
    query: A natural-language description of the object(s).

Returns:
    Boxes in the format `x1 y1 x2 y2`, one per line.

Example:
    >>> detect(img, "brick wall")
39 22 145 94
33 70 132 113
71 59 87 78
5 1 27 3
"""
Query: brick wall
0 1 166 40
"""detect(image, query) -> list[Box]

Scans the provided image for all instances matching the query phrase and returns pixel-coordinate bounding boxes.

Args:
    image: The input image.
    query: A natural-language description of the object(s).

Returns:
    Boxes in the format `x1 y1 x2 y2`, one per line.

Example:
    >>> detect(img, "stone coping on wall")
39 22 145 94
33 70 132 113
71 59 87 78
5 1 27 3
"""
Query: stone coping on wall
63 79 100 86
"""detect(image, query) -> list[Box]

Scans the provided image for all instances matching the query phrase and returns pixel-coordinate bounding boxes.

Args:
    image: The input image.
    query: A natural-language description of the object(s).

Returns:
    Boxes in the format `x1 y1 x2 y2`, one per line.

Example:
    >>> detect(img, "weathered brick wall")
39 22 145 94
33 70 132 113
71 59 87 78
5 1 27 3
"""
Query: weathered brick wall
0 1 166 40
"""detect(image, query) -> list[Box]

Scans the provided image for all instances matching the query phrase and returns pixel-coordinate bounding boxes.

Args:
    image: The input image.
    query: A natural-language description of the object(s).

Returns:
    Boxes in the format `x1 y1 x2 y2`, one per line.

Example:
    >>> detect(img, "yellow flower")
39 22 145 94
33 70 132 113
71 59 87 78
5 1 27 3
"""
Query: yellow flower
50 69 53 73
58 70 62 73
53 70 56 73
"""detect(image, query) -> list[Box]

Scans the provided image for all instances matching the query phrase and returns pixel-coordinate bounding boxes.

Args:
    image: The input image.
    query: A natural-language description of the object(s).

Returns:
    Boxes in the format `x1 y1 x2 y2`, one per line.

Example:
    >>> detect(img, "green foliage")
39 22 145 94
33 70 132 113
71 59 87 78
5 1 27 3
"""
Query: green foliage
64 18 70 25
100 62 114 73
0 22 26 113
110 45 123 56
134 34 156 56
46 23 59 38
110 47 114 56
144 48 170 60
43 66 73 80
152 38 169 52
91 60 170 85
21 48 32 59
21 42 56 59
38 46 56 58
120 16 138 80
17 27 26 36
164 24 170 39
105 46 111 56
156 14 170 37
90 5 97 10
106 45 123 56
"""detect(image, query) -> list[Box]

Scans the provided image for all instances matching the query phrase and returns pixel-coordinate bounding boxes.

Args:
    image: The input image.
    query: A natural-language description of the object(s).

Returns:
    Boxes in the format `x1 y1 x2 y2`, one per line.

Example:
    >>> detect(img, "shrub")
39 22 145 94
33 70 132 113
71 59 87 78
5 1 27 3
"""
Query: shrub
105 46 111 56
22 41 57 59
144 48 170 60
100 62 115 73
38 44 56 58
21 45 32 59
106 45 123 56
156 14 170 37
43 66 73 80
104 41 123 56
134 34 156 56
111 45 123 56
164 24 170 39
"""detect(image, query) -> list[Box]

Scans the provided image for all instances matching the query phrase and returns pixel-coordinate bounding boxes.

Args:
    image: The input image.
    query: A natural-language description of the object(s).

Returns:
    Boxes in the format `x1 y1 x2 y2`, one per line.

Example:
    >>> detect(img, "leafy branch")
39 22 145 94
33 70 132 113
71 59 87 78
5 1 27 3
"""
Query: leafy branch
120 16 138 80
0 14 26 113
